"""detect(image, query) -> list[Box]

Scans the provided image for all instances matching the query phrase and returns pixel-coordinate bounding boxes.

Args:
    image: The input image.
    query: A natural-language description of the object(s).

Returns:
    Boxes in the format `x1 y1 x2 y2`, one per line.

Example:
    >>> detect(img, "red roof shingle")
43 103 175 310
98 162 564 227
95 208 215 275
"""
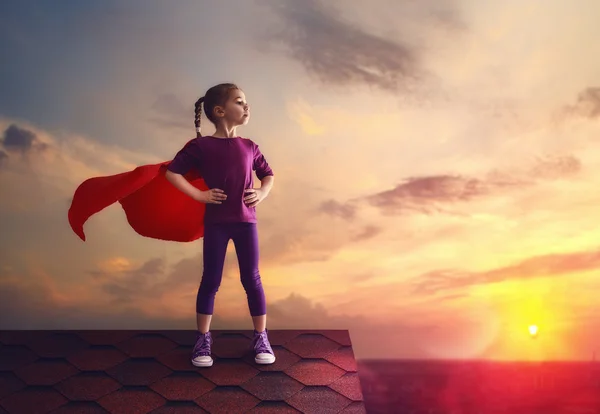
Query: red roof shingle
0 330 366 414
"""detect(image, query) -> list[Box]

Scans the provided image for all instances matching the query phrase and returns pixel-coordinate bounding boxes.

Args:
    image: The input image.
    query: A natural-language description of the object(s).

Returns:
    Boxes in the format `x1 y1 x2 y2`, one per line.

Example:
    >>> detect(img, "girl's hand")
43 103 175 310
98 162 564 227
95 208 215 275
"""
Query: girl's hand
244 188 266 207
199 188 227 204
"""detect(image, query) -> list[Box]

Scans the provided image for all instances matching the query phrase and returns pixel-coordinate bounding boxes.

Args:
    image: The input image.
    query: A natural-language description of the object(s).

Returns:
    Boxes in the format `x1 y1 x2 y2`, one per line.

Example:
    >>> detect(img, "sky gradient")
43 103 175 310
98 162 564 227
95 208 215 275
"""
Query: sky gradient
1 0 600 361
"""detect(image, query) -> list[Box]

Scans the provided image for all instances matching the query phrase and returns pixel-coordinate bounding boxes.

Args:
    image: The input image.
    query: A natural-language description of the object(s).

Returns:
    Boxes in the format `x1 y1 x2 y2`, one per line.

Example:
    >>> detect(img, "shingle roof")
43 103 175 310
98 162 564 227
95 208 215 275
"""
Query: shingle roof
0 330 366 414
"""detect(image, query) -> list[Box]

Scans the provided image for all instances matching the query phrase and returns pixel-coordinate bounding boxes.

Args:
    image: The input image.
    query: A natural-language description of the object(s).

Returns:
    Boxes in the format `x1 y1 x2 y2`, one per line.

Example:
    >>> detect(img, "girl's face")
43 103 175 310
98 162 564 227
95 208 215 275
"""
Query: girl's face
219 89 250 126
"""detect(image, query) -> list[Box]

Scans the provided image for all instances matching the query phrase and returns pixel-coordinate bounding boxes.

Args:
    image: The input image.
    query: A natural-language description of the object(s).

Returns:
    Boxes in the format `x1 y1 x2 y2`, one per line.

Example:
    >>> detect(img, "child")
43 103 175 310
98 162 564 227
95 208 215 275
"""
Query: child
165 83 276 368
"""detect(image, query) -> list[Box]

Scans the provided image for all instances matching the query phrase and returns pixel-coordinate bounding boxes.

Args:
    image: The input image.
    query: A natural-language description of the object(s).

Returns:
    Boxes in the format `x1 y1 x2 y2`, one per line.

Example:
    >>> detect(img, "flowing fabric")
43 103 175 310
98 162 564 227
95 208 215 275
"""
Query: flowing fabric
68 141 208 242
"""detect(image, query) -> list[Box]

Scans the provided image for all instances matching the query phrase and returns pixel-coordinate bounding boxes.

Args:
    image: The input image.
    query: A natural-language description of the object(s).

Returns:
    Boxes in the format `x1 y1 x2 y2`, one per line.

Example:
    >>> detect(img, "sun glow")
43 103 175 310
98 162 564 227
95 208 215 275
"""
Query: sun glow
528 324 539 337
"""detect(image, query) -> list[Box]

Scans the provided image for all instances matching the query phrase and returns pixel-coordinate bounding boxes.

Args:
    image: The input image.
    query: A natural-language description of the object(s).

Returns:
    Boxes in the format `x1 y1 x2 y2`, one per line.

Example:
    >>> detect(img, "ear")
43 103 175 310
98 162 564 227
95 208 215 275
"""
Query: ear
213 105 225 118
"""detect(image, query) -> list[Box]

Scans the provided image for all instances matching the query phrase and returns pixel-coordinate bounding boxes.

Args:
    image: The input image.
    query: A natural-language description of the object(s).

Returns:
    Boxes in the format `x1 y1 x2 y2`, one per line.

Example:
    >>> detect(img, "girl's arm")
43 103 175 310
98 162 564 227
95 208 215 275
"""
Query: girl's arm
260 175 274 195
165 170 226 204
165 170 204 201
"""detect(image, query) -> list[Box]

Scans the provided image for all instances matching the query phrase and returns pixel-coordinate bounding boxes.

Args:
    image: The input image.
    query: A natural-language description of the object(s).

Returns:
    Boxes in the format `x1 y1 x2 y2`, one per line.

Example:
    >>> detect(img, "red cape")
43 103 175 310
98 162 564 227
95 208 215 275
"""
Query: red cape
68 141 209 242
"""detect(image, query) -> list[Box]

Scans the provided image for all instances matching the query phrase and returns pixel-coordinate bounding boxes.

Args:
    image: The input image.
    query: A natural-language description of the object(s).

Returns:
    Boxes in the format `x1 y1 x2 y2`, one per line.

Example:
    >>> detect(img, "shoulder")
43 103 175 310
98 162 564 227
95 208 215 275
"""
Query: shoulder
238 137 258 150
176 137 205 157
183 136 215 149
239 136 260 147
182 137 201 147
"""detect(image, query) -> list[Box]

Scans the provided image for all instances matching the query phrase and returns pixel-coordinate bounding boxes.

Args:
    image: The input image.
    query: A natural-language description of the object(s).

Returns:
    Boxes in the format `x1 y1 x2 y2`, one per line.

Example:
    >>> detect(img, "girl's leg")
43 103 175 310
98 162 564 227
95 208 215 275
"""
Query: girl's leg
252 315 267 333
196 313 212 335
196 223 230 332
231 223 267 325
232 222 275 364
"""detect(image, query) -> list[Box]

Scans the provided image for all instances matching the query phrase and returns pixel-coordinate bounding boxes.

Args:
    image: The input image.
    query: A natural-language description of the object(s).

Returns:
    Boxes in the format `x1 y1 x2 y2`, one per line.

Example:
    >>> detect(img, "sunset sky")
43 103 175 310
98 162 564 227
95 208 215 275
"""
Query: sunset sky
1 0 600 361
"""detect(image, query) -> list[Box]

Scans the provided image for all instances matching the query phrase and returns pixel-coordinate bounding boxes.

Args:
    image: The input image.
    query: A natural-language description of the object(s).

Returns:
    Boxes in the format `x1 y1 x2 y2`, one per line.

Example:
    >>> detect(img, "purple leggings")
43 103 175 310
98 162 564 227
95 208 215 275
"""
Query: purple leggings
196 222 266 316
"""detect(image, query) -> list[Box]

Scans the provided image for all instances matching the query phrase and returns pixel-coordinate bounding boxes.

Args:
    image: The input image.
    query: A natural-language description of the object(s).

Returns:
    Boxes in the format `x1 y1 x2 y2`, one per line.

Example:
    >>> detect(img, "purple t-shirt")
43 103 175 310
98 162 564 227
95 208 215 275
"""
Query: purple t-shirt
167 136 274 224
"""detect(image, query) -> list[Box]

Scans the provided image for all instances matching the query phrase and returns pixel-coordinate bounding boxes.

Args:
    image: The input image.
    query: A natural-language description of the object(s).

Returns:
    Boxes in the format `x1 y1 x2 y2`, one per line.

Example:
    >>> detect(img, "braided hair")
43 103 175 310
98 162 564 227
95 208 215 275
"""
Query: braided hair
194 83 239 138
194 97 204 138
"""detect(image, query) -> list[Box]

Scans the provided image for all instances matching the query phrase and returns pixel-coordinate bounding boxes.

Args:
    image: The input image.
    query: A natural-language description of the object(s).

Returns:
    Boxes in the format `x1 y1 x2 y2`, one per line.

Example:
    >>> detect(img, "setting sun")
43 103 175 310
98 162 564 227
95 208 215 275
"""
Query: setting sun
529 325 539 337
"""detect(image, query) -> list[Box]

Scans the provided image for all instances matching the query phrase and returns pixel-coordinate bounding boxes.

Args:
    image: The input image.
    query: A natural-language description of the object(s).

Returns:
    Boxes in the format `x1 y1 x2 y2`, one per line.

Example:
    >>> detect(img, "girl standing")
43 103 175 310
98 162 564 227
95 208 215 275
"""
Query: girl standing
165 83 275 367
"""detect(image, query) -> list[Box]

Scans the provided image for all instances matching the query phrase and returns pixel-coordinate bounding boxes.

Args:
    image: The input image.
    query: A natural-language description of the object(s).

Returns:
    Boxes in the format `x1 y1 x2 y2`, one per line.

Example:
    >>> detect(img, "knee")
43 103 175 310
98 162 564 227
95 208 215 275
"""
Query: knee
198 275 221 294
240 268 262 289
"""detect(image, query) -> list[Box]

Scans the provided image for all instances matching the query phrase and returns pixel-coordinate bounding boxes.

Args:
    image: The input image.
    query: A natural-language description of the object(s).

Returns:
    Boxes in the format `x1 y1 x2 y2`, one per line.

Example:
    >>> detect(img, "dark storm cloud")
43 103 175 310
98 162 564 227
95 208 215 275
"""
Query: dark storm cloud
262 0 445 92
411 248 600 295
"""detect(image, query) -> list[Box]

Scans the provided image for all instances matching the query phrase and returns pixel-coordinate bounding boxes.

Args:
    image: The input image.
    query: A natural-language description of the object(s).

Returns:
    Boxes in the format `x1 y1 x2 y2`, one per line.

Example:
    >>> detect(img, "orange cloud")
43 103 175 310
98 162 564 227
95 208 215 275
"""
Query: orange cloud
411 248 600 296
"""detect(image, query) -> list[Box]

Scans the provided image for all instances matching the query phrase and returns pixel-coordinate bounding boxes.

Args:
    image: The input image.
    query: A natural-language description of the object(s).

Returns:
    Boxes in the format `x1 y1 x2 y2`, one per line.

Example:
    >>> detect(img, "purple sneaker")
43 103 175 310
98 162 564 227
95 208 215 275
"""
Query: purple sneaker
252 329 276 364
191 331 213 367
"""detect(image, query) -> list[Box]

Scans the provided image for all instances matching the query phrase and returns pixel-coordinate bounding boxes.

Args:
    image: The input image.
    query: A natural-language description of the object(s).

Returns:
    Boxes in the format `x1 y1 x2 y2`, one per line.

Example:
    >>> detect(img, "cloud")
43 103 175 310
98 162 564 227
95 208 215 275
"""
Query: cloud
368 175 494 213
90 257 185 304
0 265 439 358
321 174 519 218
0 273 222 330
563 87 600 119
411 248 600 295
263 292 435 350
9 261 598 361
88 249 249 306
260 230 334 265
0 118 360 287
529 154 582 180
0 118 174 276
352 225 382 242
319 199 357 221
1 124 48 154
320 154 582 217
262 0 453 93
0 247 249 329
0 118 161 196
90 257 166 304
257 200 387 266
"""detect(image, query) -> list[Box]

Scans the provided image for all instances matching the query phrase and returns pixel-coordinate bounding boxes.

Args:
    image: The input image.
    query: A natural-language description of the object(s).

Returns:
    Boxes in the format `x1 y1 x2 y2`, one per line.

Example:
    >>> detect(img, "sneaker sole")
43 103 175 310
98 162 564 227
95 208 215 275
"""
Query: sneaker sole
255 356 276 364
191 359 214 367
